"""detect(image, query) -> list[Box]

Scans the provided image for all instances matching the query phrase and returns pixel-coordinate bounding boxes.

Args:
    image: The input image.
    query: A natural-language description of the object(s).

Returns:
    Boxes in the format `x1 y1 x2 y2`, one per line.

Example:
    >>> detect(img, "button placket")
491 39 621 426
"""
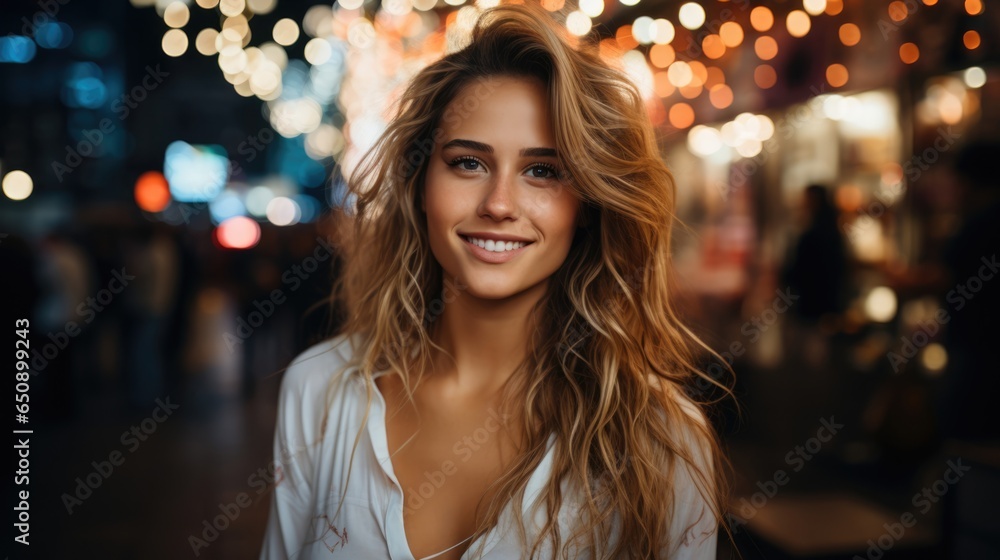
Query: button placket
363 371 415 560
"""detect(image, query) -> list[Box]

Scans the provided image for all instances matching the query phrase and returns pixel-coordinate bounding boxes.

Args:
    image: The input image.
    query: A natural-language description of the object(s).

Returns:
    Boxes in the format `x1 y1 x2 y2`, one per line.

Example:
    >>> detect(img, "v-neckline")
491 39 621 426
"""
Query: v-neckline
365 369 493 560
359 368 557 560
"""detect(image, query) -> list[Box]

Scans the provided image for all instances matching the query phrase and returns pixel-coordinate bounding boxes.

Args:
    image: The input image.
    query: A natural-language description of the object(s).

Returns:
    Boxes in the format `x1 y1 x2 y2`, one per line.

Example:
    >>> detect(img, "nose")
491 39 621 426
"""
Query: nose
477 169 518 221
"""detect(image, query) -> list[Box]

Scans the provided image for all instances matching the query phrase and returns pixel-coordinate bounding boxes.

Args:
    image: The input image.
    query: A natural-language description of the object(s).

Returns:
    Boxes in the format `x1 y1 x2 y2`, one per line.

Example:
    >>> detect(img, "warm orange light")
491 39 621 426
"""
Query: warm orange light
679 84 703 99
668 103 695 129
922 0 938 5
839 23 860 46
705 66 725 88
709 84 733 109
786 10 811 38
134 171 171 213
541 0 564 11
826 63 849 87
653 71 676 98
755 36 778 60
599 38 622 63
750 6 773 32
964 30 981 49
965 0 983 15
754 64 777 89
899 42 920 64
825 0 844 15
719 21 744 48
888 1 909 22
702 34 726 59
650 43 675 68
688 60 708 86
648 98 666 127
616 25 639 50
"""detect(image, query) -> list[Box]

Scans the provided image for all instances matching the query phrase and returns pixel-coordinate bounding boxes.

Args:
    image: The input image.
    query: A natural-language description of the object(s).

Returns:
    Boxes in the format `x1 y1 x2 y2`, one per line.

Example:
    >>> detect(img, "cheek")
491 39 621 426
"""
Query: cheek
423 171 457 232
527 188 579 240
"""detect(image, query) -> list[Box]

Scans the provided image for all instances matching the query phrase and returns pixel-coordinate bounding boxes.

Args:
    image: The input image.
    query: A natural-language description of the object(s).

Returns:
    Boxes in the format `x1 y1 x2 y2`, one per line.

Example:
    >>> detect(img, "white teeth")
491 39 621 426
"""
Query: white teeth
463 236 529 252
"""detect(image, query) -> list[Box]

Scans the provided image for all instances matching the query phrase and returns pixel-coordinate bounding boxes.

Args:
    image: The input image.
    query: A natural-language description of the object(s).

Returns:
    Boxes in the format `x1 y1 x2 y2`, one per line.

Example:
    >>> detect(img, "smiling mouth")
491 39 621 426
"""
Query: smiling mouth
460 234 534 253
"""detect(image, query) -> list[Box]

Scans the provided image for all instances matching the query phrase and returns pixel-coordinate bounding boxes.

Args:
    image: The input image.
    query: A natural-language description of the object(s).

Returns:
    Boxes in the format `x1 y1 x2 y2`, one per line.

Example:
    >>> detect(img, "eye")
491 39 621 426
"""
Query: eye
447 156 483 172
528 163 561 180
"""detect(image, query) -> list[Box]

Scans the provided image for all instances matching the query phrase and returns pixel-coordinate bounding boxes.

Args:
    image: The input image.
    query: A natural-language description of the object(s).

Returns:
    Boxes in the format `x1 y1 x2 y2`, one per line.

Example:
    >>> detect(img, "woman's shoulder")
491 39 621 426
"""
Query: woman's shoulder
279 332 361 398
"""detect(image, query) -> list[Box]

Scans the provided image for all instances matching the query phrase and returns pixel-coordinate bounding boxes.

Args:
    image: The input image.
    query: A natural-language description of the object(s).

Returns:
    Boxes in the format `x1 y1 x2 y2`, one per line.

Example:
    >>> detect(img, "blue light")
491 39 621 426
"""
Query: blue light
73 77 107 108
292 194 320 223
295 159 326 187
62 62 106 108
164 142 230 203
209 190 247 224
35 22 73 49
0 36 37 63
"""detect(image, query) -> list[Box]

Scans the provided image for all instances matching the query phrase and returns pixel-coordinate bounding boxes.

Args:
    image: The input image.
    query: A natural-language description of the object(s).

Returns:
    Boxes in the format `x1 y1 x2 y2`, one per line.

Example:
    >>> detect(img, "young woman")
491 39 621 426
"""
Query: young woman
260 2 732 559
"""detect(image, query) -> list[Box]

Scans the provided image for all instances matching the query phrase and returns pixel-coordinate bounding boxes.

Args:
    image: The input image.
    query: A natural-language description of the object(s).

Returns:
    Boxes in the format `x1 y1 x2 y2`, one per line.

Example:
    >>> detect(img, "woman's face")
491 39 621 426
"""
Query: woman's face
422 75 581 301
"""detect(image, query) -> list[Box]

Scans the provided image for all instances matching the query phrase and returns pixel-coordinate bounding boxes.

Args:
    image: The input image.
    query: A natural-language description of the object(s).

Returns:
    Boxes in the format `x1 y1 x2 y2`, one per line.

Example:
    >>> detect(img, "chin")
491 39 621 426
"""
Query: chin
460 277 525 300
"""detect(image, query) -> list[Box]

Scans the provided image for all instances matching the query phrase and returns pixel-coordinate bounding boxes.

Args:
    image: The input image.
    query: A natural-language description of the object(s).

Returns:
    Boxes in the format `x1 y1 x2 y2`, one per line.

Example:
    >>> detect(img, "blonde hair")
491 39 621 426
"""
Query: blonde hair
319 1 736 557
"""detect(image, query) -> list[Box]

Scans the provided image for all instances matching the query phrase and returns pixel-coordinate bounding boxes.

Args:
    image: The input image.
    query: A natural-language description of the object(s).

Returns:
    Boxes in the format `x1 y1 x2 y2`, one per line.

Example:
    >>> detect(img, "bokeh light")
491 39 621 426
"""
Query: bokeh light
754 64 777 89
839 23 860 46
2 170 33 201
900 42 920 64
755 36 778 60
963 30 980 50
963 66 986 88
272 18 300 46
668 102 695 128
719 22 744 48
678 3 706 30
786 10 811 38
162 28 188 56
134 171 171 212
750 6 774 32
827 63 849 87
215 216 261 249
709 84 733 109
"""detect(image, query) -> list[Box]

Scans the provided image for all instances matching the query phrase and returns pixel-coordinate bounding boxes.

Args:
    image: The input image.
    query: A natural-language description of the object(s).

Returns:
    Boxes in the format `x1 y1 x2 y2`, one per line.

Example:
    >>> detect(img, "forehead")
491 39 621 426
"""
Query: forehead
438 75 554 143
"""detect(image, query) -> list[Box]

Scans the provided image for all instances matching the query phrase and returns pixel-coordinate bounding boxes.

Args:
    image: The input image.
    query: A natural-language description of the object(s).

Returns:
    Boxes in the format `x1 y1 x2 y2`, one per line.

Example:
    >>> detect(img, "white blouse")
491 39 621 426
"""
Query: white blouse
259 333 718 560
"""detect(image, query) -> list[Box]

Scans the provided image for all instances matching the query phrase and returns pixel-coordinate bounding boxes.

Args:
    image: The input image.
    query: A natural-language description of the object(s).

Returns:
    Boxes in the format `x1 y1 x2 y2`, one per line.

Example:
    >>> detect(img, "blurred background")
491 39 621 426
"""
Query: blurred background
2 0 998 558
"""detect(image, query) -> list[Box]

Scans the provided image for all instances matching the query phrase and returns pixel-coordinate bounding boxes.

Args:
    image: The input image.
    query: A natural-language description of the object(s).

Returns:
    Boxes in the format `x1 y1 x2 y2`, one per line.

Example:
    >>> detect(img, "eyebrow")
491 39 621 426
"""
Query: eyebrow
441 138 558 158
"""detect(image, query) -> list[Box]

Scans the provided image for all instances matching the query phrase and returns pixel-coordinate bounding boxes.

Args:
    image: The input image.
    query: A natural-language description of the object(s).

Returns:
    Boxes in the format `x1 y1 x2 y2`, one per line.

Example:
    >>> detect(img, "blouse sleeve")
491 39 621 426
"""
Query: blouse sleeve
259 357 321 560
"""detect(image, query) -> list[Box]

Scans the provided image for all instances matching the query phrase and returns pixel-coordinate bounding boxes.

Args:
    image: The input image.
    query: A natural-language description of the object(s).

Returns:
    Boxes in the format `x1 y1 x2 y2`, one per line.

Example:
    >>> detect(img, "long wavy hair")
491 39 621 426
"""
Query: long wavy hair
320 1 735 557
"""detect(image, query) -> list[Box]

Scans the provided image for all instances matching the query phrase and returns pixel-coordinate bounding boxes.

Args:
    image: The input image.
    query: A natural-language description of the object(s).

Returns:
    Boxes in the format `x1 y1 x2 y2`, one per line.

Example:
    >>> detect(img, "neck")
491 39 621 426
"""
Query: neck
425 274 547 398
